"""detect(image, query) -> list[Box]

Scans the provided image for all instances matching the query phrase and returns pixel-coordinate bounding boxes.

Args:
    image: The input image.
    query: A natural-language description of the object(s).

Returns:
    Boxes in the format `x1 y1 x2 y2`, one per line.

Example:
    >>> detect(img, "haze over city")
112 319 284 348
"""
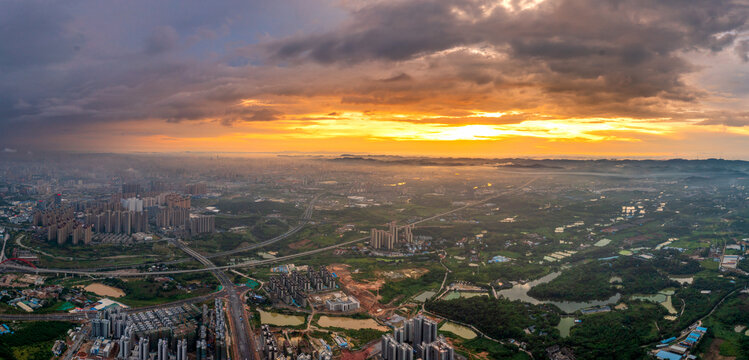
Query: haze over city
2 2 749 360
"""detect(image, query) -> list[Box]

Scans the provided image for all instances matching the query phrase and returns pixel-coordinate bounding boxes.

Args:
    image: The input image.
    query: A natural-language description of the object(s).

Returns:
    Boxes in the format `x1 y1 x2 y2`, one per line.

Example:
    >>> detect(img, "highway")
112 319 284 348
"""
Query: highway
5 194 321 272
0 312 89 321
175 240 257 360
63 324 90 360
0 178 536 277
0 177 537 359
0 236 366 276
0 232 8 262
204 193 319 259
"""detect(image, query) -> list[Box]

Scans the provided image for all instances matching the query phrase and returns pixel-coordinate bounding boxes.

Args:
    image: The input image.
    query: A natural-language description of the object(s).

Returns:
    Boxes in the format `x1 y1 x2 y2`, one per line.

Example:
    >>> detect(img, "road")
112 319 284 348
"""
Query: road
0 236 368 276
409 177 537 226
14 233 73 260
0 290 225 322
175 240 258 360
204 194 319 259
63 324 90 360
0 178 537 357
1 178 536 277
0 233 8 262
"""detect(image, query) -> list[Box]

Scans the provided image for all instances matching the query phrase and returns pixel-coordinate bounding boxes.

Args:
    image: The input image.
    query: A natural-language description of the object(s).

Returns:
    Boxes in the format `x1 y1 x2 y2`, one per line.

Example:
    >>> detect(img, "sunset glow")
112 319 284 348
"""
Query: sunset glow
0 0 748 158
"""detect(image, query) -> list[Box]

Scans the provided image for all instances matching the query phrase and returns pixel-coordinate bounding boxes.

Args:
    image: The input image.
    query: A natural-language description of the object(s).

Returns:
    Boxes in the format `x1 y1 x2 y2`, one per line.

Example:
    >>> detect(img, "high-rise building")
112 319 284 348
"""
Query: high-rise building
176 339 188 360
383 315 451 360
189 215 215 236
165 194 191 209
185 183 207 195
371 222 416 249
118 335 131 359
157 338 168 360
150 180 167 192
138 338 149 360
122 183 141 195
121 197 144 212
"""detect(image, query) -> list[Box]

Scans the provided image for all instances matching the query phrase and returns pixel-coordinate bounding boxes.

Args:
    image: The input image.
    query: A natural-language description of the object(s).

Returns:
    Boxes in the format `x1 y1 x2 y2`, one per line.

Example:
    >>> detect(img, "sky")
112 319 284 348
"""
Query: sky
1 0 749 159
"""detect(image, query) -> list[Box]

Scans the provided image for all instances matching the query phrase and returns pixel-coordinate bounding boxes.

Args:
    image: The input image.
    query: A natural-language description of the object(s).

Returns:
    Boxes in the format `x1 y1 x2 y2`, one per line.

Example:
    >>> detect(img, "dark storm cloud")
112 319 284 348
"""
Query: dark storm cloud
0 2 83 68
271 1 468 63
266 0 749 106
1 0 749 151
144 26 180 55
0 0 349 146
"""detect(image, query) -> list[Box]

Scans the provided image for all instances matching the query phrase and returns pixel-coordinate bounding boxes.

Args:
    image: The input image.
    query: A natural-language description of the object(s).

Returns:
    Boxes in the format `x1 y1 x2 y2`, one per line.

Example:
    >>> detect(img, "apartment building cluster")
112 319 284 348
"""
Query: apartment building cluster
381 316 455 360
83 300 227 360
32 189 215 245
267 266 337 307
33 206 94 245
156 194 215 236
370 221 415 250
33 200 147 245
259 325 328 360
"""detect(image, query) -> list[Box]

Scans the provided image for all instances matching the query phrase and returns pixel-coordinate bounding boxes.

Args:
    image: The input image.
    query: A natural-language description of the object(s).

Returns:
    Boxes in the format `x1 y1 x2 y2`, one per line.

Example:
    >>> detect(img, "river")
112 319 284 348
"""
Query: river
496 271 621 313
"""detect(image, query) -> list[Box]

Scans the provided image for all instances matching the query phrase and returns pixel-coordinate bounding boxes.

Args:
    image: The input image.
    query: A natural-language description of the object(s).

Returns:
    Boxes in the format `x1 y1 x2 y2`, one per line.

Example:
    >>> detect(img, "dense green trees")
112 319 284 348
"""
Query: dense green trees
425 296 559 341
528 262 614 301
0 321 73 360
378 267 445 304
652 250 701 275
527 257 678 302
566 303 665 360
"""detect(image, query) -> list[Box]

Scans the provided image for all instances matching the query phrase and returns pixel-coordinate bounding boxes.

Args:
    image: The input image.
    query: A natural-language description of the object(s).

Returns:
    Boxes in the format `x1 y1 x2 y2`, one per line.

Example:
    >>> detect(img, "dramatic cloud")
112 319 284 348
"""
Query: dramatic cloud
0 0 748 157
267 0 748 108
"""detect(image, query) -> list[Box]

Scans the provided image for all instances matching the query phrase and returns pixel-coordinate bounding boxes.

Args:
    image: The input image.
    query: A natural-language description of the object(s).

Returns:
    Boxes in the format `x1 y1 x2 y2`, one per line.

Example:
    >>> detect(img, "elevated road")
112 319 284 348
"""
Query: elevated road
0 236 366 276
204 193 319 259
175 240 257 360
0 233 8 262
1 179 535 277
8 194 321 273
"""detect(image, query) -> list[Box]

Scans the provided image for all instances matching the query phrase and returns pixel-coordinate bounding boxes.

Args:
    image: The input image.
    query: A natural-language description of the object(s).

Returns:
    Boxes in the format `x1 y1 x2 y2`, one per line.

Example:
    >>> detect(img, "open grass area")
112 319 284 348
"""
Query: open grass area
94 275 219 307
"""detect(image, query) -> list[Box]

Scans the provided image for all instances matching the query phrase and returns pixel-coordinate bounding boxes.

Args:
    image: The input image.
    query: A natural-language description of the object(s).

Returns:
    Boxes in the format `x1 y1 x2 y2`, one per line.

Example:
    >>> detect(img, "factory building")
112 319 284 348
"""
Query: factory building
325 296 360 312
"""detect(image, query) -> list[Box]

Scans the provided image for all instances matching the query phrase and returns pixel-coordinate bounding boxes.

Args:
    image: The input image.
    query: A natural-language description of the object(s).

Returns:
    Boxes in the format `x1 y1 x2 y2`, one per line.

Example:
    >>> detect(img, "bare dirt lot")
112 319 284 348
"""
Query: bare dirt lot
328 264 385 315
288 239 312 250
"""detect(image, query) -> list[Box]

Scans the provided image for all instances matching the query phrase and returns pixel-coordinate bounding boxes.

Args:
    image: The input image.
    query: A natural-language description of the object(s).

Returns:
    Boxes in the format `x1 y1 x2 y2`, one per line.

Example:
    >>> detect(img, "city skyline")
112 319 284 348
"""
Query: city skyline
1 0 749 158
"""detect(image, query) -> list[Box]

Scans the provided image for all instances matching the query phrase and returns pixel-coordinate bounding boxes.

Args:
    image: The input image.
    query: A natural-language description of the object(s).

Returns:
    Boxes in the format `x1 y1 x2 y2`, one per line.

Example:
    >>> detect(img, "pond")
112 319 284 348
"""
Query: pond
439 322 477 339
556 317 576 338
630 291 678 315
442 291 488 301
496 272 621 314
258 310 306 326
317 316 388 331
